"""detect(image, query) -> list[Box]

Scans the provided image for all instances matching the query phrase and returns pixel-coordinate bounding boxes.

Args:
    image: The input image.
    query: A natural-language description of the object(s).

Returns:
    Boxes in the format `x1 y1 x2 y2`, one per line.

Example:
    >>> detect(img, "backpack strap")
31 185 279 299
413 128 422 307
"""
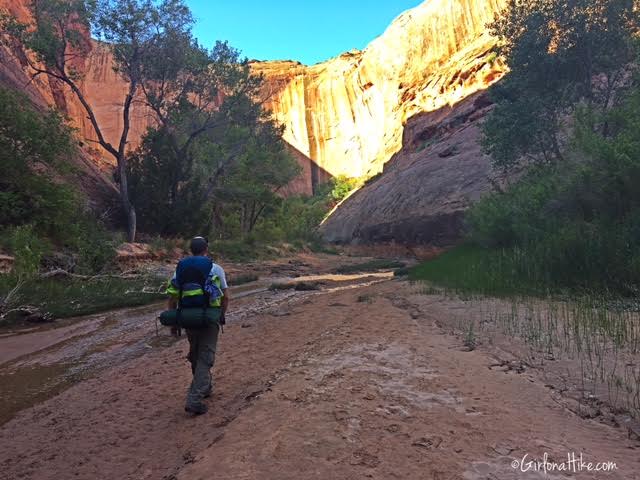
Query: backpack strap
200 259 213 329
176 282 183 336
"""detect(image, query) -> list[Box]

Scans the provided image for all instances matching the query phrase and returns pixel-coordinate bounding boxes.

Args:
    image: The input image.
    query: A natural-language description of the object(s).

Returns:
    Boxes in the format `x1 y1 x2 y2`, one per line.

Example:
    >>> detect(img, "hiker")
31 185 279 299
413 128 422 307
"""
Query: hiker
166 236 229 415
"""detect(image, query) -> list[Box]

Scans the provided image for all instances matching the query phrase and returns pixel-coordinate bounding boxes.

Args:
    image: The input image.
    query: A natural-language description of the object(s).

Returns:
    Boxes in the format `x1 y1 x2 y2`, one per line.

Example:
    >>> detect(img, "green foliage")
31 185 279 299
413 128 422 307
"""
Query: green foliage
71 219 118 275
0 274 166 320
266 194 328 243
127 126 208 234
0 85 117 276
483 0 639 169
7 0 91 73
330 175 359 201
0 86 74 234
8 226 49 278
429 2 640 297
410 245 547 297
0 85 71 238
0 86 72 168
430 87 640 295
220 123 302 237
128 39 301 240
1 0 204 242
147 236 183 257
129 117 301 239
0 175 78 239
248 175 363 247
209 239 270 262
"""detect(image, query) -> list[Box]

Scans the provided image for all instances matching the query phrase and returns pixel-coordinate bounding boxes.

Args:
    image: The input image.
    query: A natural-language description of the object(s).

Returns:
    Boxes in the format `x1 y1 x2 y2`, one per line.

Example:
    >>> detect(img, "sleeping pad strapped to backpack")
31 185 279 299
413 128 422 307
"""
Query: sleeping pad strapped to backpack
160 256 223 329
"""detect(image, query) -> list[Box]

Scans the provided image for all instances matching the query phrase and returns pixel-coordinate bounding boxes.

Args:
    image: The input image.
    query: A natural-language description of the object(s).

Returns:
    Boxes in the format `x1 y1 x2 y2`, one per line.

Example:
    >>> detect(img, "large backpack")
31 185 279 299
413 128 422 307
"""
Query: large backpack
160 257 222 331
176 258 213 309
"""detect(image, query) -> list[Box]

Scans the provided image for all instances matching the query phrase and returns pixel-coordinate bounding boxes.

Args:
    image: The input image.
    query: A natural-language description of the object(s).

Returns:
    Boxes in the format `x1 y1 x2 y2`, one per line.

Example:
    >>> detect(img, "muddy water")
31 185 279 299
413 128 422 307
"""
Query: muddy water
0 272 394 425
231 271 393 298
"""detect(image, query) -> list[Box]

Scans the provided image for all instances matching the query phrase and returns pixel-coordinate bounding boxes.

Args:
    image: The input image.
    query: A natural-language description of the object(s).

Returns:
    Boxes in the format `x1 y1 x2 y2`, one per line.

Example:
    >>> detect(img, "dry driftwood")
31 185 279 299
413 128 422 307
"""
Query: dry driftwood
0 305 53 323
39 269 142 281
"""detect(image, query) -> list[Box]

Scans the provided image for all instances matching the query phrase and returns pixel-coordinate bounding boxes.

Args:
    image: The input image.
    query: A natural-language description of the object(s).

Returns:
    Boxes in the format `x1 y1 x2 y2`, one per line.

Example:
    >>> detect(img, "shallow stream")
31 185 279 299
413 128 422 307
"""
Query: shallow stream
0 271 394 425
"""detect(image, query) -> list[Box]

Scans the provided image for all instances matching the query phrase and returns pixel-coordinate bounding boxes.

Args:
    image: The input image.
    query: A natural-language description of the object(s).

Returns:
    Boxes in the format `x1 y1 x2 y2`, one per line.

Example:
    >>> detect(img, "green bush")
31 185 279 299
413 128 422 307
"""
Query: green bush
330 175 359 201
0 85 118 276
8 225 49 278
482 0 638 168
424 89 640 296
73 220 118 274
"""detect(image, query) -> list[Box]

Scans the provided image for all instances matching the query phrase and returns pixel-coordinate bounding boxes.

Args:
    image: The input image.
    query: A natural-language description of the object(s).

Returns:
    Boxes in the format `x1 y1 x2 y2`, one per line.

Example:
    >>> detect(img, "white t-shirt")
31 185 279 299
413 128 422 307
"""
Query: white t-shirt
210 263 228 289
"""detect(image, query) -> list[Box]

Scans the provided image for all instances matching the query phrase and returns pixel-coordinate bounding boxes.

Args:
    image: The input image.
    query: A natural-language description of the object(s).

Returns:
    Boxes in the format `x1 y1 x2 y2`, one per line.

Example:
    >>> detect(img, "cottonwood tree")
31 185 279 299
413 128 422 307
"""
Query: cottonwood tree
216 122 301 238
483 0 640 169
139 39 267 199
128 91 301 237
1 0 195 241
127 36 300 237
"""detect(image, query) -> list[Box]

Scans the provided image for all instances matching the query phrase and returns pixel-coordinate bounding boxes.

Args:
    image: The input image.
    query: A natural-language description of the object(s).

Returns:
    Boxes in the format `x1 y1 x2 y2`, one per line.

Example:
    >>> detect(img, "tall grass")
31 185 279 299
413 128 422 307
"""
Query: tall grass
409 246 548 297
418 282 640 420
410 243 640 298
412 244 640 418
0 274 167 322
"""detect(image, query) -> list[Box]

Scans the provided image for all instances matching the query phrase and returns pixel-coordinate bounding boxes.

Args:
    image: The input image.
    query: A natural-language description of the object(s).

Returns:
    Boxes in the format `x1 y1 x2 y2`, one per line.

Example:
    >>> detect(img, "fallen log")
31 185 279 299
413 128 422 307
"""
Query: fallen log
0 305 53 323
39 269 142 281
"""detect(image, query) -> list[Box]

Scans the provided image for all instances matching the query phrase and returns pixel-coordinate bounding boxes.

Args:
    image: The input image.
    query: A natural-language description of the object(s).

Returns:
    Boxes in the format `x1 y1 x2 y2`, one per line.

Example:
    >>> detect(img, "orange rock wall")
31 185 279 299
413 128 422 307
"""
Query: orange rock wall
0 0 152 170
252 0 508 179
1 0 508 192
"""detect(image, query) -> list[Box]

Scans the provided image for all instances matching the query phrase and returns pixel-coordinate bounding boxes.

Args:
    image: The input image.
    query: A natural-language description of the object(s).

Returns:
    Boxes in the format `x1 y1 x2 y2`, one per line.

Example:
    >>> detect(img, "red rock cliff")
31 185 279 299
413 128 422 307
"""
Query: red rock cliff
0 0 152 170
1 0 507 197
252 0 507 179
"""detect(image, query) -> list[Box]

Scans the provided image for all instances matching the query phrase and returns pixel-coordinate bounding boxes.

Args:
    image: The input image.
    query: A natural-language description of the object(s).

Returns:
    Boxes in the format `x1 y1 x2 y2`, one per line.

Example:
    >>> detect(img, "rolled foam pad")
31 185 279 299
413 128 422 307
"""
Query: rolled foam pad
159 308 222 329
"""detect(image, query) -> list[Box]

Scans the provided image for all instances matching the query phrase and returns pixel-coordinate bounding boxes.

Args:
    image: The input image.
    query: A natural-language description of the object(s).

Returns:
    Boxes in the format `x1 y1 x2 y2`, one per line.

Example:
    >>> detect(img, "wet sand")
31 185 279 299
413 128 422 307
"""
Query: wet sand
0 268 638 479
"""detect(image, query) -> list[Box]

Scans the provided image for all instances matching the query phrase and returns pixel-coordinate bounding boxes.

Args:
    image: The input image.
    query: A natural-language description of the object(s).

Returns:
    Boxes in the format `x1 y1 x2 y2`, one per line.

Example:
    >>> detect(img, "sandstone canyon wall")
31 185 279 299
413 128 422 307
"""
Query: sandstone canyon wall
319 91 505 246
252 0 507 180
1 0 510 243
0 0 152 156
0 0 128 208
0 0 316 193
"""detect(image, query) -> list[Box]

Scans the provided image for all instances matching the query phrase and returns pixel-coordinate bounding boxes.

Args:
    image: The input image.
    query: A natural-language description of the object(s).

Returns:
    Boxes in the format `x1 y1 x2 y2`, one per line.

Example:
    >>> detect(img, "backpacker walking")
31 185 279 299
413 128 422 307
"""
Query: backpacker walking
165 236 229 415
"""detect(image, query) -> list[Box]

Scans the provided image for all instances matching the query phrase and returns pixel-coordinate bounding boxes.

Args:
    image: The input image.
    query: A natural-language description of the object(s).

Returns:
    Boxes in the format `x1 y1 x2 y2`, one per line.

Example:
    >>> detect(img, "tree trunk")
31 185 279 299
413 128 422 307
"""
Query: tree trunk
117 83 138 242
118 153 137 242
44 74 137 240
240 205 249 238
211 203 224 237
550 132 564 164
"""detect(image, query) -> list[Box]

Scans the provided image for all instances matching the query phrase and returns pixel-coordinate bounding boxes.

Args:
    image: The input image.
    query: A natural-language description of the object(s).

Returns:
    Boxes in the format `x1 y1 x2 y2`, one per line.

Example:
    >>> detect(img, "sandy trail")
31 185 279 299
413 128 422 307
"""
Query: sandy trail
0 278 638 479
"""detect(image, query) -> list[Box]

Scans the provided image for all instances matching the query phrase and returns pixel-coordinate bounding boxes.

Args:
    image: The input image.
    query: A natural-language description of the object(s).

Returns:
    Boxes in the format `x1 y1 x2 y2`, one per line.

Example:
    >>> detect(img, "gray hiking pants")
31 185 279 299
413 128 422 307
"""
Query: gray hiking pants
185 325 219 407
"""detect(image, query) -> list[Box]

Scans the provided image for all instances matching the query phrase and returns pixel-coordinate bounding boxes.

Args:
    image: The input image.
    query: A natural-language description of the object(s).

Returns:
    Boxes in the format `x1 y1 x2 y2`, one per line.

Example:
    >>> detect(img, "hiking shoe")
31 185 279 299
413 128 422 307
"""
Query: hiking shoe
184 403 208 415
203 387 212 398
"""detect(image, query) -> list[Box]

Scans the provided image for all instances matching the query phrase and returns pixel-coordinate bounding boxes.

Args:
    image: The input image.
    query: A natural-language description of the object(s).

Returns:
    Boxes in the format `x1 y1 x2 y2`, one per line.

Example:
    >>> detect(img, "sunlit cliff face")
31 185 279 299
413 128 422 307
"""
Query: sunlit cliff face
0 0 508 188
0 0 153 166
252 0 508 180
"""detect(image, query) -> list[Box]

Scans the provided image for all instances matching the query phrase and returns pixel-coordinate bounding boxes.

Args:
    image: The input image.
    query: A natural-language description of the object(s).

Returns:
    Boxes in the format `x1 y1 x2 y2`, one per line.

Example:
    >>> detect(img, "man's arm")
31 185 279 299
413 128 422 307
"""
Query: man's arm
221 289 229 315
166 272 179 310
214 264 229 315
165 274 179 336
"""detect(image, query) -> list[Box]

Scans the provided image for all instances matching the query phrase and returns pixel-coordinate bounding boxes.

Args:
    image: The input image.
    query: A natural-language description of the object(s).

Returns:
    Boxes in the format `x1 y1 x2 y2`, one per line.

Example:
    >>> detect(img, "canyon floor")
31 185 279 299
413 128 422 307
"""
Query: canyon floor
0 254 639 480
